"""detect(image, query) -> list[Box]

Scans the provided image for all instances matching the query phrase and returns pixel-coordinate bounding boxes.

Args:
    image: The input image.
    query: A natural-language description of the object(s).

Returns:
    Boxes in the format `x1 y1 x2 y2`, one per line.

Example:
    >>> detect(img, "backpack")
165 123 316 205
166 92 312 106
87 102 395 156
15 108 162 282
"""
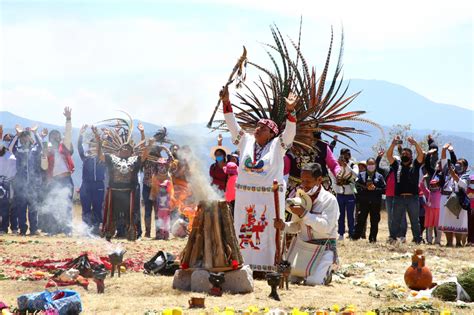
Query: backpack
144 251 180 276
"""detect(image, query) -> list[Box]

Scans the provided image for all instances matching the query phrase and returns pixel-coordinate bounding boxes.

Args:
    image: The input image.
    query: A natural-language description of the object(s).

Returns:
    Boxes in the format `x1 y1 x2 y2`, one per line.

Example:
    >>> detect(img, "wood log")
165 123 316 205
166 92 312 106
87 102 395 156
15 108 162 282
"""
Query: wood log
181 206 204 264
203 208 213 269
211 201 227 267
219 201 244 264
189 233 203 267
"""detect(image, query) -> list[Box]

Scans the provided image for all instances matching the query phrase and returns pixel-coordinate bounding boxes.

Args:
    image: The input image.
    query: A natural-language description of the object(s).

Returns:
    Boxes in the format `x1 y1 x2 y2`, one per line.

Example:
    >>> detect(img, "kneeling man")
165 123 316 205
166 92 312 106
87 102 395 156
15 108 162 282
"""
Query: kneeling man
274 163 339 285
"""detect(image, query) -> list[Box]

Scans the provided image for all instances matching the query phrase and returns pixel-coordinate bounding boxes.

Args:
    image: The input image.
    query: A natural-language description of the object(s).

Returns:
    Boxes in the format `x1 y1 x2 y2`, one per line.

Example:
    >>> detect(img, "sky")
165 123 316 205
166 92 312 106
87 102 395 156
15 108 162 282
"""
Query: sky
1 0 473 127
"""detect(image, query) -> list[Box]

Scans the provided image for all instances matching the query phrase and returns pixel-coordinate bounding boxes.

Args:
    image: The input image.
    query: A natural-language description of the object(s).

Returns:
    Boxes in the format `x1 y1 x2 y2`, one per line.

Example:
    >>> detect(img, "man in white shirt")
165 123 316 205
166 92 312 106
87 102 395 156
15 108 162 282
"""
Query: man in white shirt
333 148 359 240
274 163 339 286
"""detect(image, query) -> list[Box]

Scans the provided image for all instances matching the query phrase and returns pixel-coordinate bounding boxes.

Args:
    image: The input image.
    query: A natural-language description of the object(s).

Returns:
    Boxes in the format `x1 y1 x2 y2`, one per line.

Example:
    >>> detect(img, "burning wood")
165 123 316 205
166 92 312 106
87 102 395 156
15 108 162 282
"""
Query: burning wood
180 200 243 271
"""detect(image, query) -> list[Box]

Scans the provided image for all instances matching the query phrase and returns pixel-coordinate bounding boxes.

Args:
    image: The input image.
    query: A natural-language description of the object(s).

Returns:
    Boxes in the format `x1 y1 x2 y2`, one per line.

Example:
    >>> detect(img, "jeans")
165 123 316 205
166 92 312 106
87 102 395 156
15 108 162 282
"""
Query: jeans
392 195 421 242
15 183 40 234
80 181 105 230
0 198 10 233
142 184 153 222
386 196 407 239
354 199 382 242
337 194 356 237
134 183 142 238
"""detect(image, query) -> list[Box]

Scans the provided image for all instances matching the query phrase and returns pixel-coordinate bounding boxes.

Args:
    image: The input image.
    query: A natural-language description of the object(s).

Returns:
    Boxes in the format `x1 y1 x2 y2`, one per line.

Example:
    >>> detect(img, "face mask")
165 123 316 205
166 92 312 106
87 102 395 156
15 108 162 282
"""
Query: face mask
216 156 224 163
367 165 376 172
401 156 411 163
455 164 464 174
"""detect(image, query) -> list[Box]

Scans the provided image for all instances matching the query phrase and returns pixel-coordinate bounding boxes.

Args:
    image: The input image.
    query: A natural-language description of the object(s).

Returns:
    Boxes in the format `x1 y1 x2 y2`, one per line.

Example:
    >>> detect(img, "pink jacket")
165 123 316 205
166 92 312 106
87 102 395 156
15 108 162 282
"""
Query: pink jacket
225 175 237 202
420 180 441 209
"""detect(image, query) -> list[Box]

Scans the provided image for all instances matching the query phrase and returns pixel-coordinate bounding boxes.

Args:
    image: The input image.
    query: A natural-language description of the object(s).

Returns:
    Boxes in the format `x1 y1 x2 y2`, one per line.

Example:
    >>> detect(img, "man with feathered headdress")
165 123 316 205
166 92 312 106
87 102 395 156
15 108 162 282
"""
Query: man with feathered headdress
92 116 148 241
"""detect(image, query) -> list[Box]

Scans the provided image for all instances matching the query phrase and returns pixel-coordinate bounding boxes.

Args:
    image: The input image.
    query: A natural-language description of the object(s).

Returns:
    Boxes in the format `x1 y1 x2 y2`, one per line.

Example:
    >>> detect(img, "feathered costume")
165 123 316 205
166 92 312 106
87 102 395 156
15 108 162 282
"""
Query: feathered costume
208 22 381 271
96 112 146 241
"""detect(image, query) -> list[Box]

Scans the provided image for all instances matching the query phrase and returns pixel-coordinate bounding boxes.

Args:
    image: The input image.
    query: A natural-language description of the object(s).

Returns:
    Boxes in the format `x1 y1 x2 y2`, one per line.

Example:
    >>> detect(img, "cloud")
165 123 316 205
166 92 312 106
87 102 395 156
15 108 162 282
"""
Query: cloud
1 0 472 125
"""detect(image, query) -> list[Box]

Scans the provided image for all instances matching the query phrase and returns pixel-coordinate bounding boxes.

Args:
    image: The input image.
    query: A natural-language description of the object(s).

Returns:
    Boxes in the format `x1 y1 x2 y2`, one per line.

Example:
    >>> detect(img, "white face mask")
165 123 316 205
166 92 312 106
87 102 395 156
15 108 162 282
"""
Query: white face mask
367 165 376 172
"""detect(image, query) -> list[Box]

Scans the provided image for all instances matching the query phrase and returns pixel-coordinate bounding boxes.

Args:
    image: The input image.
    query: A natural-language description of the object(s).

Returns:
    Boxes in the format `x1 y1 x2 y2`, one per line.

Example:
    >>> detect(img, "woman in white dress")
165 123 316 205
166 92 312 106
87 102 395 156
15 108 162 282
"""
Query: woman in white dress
438 143 469 247
219 86 296 272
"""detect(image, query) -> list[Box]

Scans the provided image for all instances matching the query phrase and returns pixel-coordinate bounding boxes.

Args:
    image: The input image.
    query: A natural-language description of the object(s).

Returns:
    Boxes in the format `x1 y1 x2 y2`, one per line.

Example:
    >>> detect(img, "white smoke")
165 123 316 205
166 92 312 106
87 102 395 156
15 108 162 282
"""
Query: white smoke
178 146 222 202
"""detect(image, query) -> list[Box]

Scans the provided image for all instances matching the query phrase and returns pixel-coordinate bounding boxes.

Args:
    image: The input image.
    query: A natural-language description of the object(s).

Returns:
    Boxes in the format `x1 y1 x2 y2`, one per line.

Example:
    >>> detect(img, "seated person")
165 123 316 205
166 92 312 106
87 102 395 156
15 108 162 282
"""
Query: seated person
274 163 339 285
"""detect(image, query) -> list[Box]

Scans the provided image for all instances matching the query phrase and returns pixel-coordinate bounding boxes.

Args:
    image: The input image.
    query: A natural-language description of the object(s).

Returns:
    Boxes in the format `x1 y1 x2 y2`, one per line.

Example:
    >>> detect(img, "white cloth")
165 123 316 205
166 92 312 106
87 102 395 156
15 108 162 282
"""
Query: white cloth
224 112 295 271
284 186 339 285
284 186 339 240
332 162 358 195
0 151 17 180
438 159 468 233
52 150 69 177
290 250 334 286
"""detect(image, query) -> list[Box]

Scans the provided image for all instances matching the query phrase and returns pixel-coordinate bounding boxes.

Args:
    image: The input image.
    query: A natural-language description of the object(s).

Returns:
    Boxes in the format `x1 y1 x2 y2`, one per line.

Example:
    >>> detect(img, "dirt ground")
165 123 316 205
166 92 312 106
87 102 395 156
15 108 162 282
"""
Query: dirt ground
0 205 473 314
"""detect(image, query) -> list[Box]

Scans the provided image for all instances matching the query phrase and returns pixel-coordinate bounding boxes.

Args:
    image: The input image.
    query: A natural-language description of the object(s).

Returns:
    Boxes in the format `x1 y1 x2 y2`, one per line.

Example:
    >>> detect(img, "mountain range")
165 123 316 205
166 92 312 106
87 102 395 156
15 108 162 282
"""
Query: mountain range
1 79 473 187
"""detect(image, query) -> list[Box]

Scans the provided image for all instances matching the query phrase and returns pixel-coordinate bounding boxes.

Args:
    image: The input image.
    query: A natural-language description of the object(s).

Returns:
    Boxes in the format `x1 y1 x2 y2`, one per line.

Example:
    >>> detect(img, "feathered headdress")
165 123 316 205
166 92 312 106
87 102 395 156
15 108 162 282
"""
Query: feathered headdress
209 20 382 153
96 110 145 155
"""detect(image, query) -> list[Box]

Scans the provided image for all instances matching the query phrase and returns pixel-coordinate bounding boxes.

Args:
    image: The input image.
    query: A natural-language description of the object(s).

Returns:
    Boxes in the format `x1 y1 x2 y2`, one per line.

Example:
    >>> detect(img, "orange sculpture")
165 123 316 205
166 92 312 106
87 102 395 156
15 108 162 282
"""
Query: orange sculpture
404 249 433 291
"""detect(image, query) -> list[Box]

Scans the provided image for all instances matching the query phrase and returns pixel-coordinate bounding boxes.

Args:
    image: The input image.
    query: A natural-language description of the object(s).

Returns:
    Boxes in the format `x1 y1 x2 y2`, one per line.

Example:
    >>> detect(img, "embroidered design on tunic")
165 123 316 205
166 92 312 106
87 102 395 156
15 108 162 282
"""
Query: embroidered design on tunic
243 156 265 174
238 205 269 250
233 130 245 145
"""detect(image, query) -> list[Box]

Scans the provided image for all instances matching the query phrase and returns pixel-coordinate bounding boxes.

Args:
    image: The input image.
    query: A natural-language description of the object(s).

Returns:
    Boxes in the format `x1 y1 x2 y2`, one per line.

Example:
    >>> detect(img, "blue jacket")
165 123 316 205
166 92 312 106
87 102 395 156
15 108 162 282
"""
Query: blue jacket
78 135 106 183
10 132 44 187
356 171 386 202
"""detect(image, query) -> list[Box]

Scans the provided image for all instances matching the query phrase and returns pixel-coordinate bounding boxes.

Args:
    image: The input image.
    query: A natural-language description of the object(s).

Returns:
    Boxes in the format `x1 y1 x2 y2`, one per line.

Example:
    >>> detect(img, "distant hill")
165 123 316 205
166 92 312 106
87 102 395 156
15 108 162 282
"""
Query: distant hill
2 78 473 186
344 79 474 133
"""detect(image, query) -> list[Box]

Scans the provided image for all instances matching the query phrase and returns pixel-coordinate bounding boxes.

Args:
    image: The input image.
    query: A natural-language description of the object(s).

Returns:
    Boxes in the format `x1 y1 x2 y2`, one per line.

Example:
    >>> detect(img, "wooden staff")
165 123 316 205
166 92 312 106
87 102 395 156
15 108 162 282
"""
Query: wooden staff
207 46 247 128
273 180 282 266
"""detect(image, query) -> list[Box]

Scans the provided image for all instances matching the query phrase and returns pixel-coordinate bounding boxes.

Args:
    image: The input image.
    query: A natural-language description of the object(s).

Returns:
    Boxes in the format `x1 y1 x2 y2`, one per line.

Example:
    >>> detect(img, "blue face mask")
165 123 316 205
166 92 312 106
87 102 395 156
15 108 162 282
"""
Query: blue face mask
216 156 224 163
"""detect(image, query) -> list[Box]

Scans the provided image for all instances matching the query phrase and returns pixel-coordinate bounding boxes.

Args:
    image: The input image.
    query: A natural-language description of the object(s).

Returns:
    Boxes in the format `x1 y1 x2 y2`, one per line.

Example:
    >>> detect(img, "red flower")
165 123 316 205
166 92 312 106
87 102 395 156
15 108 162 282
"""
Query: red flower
181 262 189 270
231 260 239 270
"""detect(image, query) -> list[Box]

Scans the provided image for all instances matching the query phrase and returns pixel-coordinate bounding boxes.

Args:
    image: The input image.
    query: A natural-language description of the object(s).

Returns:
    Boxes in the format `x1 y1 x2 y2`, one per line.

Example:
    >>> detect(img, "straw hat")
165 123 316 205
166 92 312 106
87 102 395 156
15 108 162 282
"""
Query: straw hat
285 189 313 215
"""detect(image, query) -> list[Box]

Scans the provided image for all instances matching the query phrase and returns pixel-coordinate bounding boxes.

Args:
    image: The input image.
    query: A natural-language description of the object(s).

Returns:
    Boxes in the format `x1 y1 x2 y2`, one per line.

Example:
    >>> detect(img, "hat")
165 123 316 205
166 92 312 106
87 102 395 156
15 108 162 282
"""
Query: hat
223 162 238 175
285 189 312 218
258 119 279 135
357 160 367 166
210 146 230 159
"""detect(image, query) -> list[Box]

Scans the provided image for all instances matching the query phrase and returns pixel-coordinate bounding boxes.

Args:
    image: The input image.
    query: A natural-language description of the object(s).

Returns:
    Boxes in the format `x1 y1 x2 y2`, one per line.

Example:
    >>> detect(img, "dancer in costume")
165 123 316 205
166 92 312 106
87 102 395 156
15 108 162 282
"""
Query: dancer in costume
275 163 339 285
220 85 296 271
208 24 381 272
93 115 148 241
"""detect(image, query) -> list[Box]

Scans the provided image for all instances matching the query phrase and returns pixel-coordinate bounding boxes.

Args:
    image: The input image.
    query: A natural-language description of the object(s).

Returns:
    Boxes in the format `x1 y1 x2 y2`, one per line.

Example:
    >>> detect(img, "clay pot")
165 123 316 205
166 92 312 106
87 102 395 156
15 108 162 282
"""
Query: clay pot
404 249 433 291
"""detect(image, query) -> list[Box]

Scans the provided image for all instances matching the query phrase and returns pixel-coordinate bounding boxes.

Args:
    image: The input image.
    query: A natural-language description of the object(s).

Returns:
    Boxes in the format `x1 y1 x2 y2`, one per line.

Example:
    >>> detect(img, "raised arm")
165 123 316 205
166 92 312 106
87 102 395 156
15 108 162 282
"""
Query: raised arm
375 149 389 177
278 92 297 154
386 136 399 165
220 86 245 146
92 126 104 162
63 107 73 151
137 123 145 141
407 137 424 164
79 125 88 161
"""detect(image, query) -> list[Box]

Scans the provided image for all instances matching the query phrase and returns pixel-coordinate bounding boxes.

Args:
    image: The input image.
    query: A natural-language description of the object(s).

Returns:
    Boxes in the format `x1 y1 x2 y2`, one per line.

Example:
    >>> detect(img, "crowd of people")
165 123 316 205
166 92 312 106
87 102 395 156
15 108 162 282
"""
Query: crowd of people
211 86 473 285
0 99 473 287
0 108 194 241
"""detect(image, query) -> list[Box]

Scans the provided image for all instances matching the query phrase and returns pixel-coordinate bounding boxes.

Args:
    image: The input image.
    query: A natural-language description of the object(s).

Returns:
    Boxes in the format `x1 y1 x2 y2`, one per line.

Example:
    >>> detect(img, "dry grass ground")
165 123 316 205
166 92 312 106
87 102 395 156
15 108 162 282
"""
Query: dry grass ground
0 205 473 314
